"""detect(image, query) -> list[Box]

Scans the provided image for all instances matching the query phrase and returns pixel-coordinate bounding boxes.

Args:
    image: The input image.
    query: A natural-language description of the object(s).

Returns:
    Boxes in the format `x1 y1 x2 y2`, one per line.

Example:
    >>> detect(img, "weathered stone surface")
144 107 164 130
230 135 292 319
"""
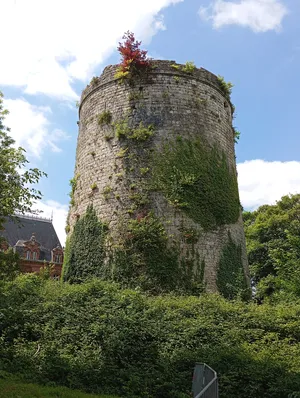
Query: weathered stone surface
68 60 249 292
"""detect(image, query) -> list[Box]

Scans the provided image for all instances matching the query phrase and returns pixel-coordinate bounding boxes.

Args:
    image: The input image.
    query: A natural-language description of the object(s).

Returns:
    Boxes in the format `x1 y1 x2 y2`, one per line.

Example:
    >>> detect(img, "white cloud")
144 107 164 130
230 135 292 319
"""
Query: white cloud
4 98 69 158
33 200 68 246
0 0 183 99
237 160 300 210
199 0 288 33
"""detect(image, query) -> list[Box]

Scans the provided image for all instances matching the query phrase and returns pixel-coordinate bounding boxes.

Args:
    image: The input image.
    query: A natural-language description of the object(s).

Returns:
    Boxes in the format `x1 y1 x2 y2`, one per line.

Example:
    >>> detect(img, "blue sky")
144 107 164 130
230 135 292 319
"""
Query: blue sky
1 0 299 244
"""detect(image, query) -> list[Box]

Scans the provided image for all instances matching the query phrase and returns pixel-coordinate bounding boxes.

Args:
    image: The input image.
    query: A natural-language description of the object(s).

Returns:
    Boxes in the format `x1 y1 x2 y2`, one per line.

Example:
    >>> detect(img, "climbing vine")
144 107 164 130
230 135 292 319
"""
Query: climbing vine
112 212 204 294
63 205 108 283
150 138 240 230
68 173 79 206
217 232 250 300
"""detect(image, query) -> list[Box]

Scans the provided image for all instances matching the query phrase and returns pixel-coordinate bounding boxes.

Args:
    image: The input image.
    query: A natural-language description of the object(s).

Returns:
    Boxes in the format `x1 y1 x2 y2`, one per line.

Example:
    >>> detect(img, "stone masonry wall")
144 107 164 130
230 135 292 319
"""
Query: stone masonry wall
68 60 249 292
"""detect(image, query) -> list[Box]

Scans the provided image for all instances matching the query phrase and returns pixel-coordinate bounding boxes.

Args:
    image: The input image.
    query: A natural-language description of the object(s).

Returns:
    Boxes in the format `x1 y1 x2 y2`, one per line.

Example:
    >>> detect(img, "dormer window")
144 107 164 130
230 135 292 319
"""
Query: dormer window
51 244 63 264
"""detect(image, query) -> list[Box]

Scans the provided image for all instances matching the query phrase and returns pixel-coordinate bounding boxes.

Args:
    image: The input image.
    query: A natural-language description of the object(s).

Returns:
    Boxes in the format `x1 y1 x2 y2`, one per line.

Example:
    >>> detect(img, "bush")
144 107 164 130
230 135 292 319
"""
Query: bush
0 276 300 398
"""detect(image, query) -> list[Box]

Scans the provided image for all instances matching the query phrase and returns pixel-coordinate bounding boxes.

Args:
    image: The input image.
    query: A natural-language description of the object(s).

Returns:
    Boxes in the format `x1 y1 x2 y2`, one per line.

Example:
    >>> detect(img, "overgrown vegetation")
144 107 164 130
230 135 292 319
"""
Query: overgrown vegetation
171 61 196 73
112 213 204 294
113 118 154 141
244 193 300 302
68 174 79 206
114 31 151 82
217 232 250 300
182 61 196 73
151 138 240 230
0 246 20 281
217 75 233 101
1 276 300 398
98 111 112 125
0 91 46 228
63 205 108 283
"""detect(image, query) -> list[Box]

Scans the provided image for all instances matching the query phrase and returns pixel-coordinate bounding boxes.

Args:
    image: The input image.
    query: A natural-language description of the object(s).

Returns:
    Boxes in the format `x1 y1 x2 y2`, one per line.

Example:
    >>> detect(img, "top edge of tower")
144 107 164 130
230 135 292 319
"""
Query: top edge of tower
79 60 231 110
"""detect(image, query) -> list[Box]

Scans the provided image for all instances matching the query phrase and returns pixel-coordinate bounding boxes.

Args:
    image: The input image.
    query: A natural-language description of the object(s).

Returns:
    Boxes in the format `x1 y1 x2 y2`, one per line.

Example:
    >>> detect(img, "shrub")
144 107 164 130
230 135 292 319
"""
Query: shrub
115 31 150 81
1 277 300 398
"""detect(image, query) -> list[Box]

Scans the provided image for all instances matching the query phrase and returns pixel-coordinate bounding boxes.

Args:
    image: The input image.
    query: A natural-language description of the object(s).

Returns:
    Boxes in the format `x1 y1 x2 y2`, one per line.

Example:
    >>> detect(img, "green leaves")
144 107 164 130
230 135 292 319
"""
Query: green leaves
1 277 300 397
244 193 300 301
151 138 240 230
0 91 46 228
63 205 108 283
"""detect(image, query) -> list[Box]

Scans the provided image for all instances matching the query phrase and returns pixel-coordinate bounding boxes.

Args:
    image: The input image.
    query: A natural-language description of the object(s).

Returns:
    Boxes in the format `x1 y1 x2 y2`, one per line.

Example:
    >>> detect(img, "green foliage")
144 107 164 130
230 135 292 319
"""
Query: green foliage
182 61 196 73
0 91 46 228
217 76 233 100
102 185 112 200
179 227 200 244
69 173 79 206
233 127 241 144
171 62 196 73
151 138 240 230
114 119 154 141
217 233 250 300
1 276 300 398
116 147 128 158
0 375 118 398
111 213 204 294
90 76 100 86
98 111 112 126
0 246 20 281
91 182 98 190
63 205 108 283
244 193 300 302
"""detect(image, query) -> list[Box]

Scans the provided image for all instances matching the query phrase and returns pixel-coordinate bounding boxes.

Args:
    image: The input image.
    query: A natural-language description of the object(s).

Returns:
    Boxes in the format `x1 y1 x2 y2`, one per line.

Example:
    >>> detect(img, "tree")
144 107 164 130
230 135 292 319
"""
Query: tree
244 194 300 301
0 91 46 228
0 244 20 281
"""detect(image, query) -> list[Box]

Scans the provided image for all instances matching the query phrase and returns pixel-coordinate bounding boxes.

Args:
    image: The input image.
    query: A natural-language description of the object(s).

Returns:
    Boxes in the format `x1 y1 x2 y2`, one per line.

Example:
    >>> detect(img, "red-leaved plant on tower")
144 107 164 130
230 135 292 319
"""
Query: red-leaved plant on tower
115 31 151 81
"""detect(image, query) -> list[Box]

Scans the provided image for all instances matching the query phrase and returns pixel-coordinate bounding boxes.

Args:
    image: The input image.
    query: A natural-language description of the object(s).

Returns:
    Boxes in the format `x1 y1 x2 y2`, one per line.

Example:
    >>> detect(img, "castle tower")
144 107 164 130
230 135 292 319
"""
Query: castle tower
67 60 249 295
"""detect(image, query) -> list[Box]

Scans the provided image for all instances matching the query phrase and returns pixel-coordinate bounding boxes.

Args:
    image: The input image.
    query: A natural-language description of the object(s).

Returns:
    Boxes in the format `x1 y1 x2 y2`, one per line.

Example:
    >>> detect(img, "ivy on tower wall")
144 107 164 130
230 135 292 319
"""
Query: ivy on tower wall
63 205 108 283
150 138 240 230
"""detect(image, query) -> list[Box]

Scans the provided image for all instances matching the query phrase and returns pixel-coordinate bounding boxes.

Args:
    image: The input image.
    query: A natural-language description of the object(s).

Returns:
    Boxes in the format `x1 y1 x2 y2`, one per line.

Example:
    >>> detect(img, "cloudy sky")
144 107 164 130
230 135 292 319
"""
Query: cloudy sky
1 0 299 245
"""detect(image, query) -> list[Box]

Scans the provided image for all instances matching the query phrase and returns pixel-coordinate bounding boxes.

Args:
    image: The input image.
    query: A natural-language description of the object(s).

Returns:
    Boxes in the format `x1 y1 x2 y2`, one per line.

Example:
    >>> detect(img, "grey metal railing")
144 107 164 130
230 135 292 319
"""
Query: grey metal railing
192 363 219 398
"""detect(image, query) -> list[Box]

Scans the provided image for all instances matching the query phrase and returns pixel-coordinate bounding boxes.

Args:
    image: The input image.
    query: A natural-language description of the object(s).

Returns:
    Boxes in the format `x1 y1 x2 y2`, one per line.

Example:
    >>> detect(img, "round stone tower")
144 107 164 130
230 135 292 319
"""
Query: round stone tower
68 60 249 294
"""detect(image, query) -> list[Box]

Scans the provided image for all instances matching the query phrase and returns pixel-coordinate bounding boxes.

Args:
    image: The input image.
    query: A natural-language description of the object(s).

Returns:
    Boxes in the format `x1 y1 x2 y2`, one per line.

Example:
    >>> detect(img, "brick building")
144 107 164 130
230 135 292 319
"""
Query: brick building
0 214 63 278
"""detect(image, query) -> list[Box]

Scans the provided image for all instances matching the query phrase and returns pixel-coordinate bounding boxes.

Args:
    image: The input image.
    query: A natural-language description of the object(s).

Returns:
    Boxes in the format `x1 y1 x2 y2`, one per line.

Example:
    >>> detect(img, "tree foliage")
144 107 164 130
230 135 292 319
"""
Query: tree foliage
0 91 46 228
117 31 150 73
0 245 20 281
244 193 300 301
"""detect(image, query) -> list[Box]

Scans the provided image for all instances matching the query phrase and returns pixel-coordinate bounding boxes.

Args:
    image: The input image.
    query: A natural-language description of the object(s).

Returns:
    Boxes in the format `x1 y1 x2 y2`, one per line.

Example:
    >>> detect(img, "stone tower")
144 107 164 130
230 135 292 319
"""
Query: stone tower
67 60 249 295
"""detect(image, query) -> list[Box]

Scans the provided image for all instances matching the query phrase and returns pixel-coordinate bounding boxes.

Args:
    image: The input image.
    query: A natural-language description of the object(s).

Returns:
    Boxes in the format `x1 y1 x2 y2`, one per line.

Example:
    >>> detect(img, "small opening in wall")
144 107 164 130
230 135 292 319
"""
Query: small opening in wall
224 101 228 108
139 86 143 92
